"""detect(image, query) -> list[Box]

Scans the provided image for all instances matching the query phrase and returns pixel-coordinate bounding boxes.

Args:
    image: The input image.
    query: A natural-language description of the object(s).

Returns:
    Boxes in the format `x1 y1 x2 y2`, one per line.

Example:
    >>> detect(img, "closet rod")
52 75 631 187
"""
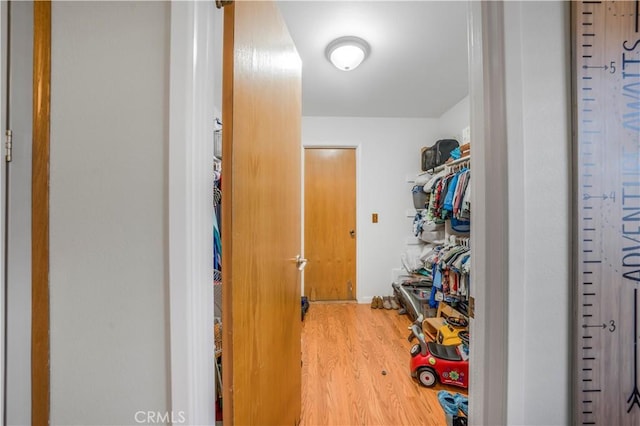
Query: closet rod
432 154 470 173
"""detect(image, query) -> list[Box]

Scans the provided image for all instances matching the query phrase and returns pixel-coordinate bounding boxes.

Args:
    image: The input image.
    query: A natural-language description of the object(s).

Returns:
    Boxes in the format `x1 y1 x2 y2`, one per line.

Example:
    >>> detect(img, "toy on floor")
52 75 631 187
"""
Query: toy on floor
436 316 468 345
408 315 469 389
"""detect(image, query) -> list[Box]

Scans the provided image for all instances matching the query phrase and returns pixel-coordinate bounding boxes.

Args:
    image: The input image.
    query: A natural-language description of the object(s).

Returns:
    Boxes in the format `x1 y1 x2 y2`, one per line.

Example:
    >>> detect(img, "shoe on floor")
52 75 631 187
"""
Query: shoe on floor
373 296 382 309
454 393 468 416
437 390 459 416
371 296 382 309
382 296 392 310
390 296 400 310
375 296 383 309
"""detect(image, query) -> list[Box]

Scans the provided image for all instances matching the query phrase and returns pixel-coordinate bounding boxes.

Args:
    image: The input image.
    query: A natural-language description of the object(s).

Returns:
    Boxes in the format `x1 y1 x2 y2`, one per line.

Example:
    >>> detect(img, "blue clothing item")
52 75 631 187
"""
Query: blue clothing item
429 285 439 309
213 209 222 271
450 147 461 160
443 173 459 212
432 268 443 289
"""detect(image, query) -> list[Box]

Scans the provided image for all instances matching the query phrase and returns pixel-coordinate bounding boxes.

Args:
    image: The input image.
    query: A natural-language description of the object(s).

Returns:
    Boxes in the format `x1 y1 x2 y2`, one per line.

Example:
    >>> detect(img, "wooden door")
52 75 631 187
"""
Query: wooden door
221 2 302 425
304 148 356 301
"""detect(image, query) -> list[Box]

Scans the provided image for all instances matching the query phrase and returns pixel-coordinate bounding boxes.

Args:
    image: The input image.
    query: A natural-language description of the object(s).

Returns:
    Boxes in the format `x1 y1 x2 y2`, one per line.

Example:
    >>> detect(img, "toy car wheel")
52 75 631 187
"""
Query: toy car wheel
410 344 421 357
417 367 438 387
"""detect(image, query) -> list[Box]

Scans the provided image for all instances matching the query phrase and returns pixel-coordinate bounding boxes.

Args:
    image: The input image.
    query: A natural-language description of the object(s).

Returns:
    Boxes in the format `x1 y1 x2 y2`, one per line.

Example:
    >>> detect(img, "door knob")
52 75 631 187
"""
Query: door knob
350 229 356 238
295 255 308 271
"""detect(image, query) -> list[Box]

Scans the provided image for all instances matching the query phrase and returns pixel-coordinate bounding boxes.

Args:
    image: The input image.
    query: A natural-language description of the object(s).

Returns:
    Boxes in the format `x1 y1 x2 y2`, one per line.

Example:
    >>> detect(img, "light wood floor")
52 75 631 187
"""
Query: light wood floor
301 303 468 426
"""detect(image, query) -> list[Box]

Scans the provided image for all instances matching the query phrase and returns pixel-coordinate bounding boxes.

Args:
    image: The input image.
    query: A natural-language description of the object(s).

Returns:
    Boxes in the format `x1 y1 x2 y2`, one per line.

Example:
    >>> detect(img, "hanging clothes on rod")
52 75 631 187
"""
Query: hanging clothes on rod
421 166 471 227
411 156 472 304
423 238 471 302
213 120 223 284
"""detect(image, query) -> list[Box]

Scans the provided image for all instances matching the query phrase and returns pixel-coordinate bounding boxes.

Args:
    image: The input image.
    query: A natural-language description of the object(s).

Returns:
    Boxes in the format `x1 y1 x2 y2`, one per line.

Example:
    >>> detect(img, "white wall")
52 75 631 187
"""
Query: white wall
504 2 570 425
302 117 440 301
213 5 223 118
50 2 170 425
6 2 33 424
438 95 470 142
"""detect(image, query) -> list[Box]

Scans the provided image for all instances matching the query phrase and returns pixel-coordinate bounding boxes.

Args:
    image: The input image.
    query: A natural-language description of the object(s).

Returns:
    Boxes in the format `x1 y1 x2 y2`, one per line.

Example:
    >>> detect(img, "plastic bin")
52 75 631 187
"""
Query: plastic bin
412 185 429 209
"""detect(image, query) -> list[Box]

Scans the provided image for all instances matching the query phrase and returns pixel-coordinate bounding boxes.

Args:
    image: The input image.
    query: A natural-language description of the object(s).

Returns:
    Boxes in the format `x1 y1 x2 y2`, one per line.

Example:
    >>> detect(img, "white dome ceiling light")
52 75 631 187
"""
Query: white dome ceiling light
325 36 371 71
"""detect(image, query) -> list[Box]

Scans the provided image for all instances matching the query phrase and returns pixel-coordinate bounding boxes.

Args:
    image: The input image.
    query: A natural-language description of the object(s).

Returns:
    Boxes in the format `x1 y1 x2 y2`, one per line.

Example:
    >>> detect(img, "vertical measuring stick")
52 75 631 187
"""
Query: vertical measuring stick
573 1 640 425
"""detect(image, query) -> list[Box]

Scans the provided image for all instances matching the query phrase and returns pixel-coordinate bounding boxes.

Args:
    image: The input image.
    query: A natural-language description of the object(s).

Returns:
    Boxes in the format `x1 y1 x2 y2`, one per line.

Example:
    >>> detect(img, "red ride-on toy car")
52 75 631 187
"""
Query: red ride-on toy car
408 316 469 389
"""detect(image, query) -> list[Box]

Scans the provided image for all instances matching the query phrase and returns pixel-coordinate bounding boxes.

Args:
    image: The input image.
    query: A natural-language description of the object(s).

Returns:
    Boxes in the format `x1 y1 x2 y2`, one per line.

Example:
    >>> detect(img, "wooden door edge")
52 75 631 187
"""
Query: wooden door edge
32 1 50 425
221 2 234 424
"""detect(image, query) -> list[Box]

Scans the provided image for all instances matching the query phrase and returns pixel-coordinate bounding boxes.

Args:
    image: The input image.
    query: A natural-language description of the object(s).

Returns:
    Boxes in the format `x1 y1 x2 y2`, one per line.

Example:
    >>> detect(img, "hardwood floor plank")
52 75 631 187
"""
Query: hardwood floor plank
301 303 468 426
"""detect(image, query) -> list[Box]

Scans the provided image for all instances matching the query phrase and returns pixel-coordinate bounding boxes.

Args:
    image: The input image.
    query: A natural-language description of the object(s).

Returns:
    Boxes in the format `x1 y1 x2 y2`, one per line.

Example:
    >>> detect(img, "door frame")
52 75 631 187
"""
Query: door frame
466 2 508 424
0 2 7 423
32 2 50 424
302 145 361 301
167 1 216 425
171 1 510 425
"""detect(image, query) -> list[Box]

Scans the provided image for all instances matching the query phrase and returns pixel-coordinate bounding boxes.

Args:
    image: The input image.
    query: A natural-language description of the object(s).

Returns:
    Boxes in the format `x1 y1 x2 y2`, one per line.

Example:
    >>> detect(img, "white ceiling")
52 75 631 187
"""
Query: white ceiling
277 1 469 118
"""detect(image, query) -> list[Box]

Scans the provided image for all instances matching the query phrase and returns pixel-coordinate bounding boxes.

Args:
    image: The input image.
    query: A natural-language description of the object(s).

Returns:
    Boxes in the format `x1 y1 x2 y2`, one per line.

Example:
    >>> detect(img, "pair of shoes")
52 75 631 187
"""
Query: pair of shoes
371 296 383 309
372 296 400 309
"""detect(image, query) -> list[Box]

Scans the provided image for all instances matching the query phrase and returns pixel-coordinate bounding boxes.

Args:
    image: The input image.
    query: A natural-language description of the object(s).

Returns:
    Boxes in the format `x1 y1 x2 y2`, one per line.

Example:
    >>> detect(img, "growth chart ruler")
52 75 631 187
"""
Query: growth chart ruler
573 1 640 425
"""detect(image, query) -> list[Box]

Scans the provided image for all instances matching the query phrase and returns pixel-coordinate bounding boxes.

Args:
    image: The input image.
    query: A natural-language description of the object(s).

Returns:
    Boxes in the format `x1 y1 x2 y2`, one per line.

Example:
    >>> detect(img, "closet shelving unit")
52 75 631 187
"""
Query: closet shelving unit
422 153 471 340
394 151 472 329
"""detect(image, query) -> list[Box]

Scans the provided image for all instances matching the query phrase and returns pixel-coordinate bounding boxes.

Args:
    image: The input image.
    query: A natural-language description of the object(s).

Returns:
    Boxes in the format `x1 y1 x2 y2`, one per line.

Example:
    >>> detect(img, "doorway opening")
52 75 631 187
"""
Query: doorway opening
169 1 511 425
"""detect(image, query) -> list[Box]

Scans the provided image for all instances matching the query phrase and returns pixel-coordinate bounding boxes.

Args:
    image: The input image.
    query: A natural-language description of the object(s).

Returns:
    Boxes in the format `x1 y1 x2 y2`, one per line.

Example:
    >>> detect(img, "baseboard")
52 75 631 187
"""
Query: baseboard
309 300 358 305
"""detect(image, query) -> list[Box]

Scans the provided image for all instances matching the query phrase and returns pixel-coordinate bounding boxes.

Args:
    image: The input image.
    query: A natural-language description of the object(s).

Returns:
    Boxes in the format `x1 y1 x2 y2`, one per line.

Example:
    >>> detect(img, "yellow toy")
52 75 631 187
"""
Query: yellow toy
436 316 468 346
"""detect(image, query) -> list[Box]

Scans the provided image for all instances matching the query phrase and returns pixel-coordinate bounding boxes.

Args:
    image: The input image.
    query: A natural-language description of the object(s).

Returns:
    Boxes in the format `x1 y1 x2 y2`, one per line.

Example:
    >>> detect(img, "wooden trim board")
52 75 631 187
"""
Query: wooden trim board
221 2 235 421
32 1 50 424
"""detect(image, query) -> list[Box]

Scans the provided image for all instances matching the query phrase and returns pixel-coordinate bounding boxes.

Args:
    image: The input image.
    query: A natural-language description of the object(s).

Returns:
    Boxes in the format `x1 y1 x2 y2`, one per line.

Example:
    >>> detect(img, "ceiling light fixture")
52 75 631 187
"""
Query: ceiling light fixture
325 36 370 71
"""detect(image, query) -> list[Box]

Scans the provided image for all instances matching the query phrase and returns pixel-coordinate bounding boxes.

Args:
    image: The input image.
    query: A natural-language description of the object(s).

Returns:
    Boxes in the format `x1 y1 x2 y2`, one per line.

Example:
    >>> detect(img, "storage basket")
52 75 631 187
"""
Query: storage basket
412 185 429 209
